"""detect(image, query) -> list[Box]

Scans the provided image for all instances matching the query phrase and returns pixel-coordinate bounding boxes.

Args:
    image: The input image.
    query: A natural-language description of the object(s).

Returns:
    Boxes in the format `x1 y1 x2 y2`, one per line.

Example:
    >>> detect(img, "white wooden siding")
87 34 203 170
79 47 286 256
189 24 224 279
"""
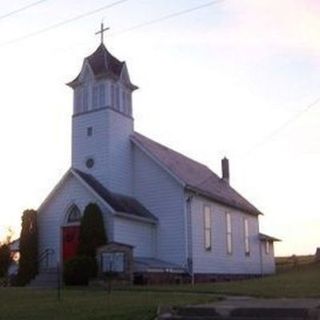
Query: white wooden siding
37 174 113 268
72 107 134 195
190 195 263 274
260 241 276 274
113 217 155 257
133 146 186 266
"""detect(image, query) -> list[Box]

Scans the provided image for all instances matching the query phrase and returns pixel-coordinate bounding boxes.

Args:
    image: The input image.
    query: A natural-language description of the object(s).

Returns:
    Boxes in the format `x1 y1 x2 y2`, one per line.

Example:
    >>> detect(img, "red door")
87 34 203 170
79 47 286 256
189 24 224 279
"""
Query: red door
62 226 80 262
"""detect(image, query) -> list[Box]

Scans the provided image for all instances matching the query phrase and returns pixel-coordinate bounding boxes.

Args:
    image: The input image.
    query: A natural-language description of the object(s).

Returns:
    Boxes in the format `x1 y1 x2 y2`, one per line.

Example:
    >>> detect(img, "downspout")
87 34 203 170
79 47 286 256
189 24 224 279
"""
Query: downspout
258 232 264 276
184 194 194 285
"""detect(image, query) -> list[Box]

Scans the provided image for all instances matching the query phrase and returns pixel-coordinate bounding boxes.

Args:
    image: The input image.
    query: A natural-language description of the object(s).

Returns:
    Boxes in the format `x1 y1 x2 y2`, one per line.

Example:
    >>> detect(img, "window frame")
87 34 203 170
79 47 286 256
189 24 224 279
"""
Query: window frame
87 126 93 137
203 205 212 251
226 212 232 255
66 205 81 224
92 85 99 109
244 218 250 256
265 240 270 255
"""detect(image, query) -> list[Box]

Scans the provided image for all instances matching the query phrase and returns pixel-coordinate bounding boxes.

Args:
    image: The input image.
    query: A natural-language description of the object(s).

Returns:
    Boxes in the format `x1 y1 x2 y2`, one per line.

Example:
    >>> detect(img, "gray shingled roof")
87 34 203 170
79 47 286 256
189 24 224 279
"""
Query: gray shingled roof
131 132 262 216
259 233 281 242
67 44 137 90
74 169 157 221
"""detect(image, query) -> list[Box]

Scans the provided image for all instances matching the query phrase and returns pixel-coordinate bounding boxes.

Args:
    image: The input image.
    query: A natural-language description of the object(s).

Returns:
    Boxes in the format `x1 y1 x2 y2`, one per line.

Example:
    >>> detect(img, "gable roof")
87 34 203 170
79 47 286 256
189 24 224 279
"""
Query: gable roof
131 132 262 216
74 169 157 222
38 168 157 223
67 44 138 90
259 233 281 242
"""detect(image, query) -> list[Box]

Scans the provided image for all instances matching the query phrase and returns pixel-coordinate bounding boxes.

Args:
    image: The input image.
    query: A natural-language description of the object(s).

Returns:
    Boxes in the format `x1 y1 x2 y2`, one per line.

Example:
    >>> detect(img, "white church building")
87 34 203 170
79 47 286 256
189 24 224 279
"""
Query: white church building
37 40 279 283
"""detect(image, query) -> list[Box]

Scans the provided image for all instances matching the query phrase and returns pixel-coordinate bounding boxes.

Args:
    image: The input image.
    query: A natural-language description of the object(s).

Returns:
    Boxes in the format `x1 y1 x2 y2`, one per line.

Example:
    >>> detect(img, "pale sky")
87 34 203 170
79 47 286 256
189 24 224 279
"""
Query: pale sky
0 0 319 256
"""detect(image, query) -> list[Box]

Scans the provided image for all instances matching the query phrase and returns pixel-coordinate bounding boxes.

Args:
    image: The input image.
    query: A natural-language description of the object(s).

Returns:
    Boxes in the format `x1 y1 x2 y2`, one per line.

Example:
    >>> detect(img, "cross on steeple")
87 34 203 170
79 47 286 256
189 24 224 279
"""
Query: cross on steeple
95 22 110 44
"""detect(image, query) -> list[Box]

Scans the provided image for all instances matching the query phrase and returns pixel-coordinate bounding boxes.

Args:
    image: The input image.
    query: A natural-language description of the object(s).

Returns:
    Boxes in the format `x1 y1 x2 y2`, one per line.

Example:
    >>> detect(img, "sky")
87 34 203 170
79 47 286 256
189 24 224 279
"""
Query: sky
0 0 319 256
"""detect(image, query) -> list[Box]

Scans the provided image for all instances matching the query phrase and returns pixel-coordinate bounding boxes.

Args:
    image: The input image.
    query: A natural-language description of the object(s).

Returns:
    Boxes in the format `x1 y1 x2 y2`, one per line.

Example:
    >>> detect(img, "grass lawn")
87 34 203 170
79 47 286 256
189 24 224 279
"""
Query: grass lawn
1 263 319 319
0 288 217 320
127 263 320 298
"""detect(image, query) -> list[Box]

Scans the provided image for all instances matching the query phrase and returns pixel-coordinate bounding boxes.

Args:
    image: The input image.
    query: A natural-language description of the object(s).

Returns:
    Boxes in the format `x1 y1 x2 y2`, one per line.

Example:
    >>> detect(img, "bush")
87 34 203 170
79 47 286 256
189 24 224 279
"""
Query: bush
78 203 107 258
17 209 38 286
63 256 97 286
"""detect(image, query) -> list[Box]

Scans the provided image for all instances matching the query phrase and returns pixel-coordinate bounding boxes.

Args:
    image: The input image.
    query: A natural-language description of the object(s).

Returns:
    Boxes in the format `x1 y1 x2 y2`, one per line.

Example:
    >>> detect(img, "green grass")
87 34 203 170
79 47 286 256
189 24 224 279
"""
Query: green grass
0 288 217 320
126 263 320 298
0 263 319 319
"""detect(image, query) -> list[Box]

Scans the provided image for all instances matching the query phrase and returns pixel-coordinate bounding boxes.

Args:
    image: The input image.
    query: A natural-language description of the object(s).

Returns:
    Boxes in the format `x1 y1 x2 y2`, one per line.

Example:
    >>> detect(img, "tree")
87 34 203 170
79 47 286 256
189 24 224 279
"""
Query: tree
0 244 10 278
0 226 15 278
17 209 38 286
77 203 107 258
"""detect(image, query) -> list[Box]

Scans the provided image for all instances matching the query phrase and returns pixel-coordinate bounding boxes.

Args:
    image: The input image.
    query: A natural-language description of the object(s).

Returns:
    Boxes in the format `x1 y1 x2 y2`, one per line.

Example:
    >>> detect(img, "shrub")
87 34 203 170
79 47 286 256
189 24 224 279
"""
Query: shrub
63 256 97 286
77 203 107 258
17 209 38 286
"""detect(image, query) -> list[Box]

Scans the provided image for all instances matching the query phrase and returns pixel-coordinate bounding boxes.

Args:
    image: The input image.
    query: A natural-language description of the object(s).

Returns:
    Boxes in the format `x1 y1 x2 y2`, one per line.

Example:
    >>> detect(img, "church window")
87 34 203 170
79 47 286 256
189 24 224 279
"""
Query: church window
204 205 212 251
265 240 270 254
115 86 120 110
75 89 83 113
83 86 89 111
244 218 250 256
127 93 132 115
92 86 99 109
86 158 95 169
226 212 232 255
87 127 93 137
99 84 105 107
111 84 115 108
67 205 81 223
122 91 127 114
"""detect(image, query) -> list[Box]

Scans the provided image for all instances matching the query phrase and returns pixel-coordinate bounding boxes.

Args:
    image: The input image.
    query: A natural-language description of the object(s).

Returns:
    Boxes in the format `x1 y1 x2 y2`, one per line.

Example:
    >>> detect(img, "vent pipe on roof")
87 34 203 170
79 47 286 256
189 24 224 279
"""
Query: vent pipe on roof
222 157 230 184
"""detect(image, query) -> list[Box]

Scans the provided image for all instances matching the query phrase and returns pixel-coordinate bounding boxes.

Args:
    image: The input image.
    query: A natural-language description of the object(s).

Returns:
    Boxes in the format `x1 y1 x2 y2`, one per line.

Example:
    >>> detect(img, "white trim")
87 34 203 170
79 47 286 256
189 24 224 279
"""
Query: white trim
72 170 157 224
131 137 186 187
38 168 157 226
114 212 158 225
38 169 73 212
71 169 115 214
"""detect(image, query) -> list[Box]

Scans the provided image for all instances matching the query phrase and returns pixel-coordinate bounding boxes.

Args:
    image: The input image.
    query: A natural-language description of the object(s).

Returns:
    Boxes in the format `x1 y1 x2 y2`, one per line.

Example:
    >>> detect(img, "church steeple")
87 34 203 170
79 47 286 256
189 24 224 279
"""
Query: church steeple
67 43 138 117
68 40 138 195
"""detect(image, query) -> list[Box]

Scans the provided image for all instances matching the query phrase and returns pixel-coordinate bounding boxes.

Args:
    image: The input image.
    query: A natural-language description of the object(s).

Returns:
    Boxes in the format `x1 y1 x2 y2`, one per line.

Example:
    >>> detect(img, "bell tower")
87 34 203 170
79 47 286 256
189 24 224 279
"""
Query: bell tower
67 30 138 195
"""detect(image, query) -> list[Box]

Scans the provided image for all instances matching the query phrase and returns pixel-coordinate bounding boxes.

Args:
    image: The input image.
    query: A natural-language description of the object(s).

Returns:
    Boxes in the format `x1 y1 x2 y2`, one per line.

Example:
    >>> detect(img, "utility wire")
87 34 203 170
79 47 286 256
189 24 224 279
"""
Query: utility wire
0 0 130 47
0 0 49 20
243 95 320 156
112 0 225 36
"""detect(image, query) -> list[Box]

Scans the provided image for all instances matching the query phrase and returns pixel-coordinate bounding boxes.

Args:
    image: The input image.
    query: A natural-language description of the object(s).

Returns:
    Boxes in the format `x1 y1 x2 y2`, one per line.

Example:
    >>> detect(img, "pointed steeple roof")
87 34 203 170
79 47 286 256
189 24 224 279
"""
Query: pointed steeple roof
67 44 138 90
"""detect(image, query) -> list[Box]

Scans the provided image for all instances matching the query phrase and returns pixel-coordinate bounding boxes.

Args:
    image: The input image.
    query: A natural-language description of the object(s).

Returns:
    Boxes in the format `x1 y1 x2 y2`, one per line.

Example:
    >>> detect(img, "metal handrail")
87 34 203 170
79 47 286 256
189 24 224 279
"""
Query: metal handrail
38 248 55 269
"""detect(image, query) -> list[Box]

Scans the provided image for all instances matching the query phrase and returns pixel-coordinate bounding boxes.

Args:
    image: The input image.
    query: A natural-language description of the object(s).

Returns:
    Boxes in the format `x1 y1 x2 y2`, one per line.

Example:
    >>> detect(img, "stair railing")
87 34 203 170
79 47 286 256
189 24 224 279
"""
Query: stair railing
38 248 55 270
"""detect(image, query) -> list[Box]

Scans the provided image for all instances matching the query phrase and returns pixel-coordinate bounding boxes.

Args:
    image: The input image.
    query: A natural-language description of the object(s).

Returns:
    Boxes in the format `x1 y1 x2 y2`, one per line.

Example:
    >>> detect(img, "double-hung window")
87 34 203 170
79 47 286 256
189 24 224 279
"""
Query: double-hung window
244 218 250 256
265 240 270 254
226 212 232 255
204 205 212 251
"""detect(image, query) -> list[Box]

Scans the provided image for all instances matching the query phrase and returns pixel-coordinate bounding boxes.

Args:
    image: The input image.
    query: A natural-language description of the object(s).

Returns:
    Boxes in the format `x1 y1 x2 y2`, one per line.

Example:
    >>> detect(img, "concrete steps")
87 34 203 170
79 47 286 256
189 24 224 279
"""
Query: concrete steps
157 305 319 320
28 268 60 288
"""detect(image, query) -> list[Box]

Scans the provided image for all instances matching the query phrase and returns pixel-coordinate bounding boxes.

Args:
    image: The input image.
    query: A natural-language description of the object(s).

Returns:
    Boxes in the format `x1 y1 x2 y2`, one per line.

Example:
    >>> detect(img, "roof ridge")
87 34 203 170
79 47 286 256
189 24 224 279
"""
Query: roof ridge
131 132 262 216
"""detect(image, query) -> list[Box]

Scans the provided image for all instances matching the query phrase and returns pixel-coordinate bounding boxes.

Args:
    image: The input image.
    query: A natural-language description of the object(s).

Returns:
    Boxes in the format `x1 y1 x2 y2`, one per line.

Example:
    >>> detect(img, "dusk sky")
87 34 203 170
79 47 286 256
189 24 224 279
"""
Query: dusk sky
0 0 319 256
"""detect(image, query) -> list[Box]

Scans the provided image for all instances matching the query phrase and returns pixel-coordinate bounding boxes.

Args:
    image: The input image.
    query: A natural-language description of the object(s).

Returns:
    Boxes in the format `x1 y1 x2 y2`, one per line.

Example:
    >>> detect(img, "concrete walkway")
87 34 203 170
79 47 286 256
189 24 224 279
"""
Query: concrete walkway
158 297 320 319
198 296 320 309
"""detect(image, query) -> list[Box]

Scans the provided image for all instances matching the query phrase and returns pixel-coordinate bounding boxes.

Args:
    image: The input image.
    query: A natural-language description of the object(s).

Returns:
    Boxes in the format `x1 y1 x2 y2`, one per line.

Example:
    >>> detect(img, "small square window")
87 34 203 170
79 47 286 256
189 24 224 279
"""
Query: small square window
87 127 93 137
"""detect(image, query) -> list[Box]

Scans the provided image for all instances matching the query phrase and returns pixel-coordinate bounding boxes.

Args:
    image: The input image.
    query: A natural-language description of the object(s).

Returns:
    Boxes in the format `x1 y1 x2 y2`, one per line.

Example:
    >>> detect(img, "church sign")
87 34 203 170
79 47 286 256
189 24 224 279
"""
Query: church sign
96 242 134 283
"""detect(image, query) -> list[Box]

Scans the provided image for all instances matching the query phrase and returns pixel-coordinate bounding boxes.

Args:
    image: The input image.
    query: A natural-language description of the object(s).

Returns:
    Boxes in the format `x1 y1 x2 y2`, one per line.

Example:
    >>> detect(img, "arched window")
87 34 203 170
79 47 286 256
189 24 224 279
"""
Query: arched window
66 205 81 223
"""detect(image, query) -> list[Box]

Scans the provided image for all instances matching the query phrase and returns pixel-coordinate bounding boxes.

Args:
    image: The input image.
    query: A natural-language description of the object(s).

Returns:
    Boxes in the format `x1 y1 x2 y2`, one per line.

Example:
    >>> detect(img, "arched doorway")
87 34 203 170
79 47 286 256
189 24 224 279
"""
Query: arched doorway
62 204 81 262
